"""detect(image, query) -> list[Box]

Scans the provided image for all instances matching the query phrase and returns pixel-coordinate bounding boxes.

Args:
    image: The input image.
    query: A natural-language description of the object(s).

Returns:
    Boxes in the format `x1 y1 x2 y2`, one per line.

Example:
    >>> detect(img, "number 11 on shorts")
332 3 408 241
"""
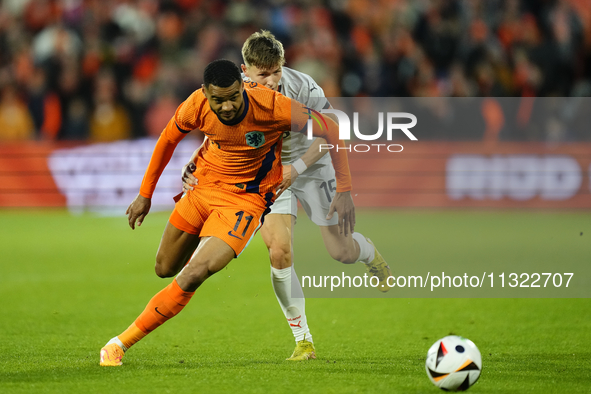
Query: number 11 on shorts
233 211 254 237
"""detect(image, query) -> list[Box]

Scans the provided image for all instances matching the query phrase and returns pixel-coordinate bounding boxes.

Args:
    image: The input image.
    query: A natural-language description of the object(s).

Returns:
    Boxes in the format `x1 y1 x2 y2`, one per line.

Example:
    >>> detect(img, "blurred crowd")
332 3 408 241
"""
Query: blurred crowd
1 0 591 142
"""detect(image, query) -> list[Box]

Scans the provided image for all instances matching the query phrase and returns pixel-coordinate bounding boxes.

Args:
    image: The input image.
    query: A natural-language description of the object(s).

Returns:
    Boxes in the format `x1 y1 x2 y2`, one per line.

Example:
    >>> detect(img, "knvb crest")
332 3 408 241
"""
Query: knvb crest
245 131 265 148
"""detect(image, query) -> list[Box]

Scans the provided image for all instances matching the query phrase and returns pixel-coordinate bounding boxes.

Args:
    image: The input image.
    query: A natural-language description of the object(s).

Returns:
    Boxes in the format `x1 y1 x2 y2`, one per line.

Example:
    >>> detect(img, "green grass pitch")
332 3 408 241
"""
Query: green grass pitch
0 209 590 393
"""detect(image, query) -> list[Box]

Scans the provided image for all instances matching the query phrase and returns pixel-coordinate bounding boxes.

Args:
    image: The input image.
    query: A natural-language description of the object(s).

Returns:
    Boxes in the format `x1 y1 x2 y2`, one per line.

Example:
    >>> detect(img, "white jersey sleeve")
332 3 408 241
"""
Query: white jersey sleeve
277 67 331 165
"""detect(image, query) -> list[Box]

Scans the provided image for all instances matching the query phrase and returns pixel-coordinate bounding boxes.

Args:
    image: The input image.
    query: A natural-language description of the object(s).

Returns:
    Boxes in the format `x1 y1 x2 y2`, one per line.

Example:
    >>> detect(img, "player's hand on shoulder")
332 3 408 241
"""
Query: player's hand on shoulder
126 194 151 230
182 162 198 192
327 191 356 237
276 164 298 197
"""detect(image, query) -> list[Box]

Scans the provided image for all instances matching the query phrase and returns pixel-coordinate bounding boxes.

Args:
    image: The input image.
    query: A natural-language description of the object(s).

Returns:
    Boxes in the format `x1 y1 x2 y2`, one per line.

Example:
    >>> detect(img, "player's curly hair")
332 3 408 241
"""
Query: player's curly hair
242 30 285 70
203 59 242 88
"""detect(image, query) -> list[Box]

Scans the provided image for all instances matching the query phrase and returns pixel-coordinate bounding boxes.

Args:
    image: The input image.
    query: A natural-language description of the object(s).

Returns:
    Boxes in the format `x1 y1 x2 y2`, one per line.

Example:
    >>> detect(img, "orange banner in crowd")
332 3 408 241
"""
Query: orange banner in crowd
0 142 67 207
1 141 590 209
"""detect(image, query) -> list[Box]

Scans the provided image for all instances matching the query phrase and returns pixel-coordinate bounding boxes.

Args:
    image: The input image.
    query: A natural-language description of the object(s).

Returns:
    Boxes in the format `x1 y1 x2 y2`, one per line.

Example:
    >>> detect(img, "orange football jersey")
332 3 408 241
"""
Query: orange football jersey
139 81 350 199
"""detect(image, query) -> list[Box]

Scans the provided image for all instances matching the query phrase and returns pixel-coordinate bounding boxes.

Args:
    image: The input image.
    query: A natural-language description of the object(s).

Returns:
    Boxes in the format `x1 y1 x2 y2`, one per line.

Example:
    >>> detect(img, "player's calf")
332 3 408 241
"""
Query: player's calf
326 247 358 264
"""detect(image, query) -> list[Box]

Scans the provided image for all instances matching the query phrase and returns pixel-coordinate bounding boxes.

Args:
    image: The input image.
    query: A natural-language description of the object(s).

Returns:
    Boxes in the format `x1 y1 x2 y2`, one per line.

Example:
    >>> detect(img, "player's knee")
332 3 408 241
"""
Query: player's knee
268 240 291 269
154 262 177 278
155 266 174 278
154 254 181 278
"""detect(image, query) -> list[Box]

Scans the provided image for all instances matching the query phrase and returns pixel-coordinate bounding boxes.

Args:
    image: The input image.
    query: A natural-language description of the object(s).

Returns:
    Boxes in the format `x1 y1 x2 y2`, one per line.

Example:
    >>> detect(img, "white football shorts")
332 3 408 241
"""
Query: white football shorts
269 163 339 226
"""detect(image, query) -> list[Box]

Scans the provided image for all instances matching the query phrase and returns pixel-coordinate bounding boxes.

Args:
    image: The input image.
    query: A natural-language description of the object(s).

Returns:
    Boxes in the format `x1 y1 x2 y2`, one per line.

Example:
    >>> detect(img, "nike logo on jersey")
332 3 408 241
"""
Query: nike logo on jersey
227 231 243 240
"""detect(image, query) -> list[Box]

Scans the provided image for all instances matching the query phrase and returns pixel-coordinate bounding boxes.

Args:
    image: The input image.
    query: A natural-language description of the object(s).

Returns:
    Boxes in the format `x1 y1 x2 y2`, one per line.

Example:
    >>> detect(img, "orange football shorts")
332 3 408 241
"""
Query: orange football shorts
169 185 273 256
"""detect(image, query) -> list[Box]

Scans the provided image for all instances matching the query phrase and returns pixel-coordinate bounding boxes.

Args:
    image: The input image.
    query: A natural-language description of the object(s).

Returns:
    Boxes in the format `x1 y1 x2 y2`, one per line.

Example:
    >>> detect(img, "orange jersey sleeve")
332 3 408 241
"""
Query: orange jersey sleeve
139 91 204 198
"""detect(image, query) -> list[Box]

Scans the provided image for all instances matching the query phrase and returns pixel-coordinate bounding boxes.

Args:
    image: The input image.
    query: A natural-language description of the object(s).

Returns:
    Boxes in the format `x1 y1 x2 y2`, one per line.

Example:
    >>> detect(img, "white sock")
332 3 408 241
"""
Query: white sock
271 266 313 343
352 232 375 264
107 336 127 352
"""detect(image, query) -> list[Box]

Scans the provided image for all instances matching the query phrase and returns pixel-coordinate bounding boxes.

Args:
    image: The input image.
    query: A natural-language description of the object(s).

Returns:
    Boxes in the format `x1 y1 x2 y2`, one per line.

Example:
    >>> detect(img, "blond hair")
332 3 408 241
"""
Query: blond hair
242 30 285 69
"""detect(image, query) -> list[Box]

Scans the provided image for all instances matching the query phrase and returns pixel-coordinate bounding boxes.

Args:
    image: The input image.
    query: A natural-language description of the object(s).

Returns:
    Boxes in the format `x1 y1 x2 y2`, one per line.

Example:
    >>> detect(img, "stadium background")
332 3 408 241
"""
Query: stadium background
1 1 590 393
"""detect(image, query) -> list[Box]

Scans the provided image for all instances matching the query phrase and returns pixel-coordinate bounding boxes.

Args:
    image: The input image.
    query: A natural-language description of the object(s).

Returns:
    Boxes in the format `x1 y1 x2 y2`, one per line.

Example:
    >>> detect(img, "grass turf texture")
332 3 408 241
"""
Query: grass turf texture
0 209 589 393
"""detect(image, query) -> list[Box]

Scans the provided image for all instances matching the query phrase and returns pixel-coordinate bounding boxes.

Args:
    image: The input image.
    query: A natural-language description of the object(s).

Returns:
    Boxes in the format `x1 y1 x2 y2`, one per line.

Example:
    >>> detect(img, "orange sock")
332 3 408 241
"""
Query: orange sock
118 323 147 350
118 279 194 349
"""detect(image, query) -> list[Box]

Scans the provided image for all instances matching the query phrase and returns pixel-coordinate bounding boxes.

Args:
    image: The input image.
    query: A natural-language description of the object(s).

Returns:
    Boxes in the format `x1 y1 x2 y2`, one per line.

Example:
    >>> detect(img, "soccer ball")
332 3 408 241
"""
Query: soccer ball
425 335 482 391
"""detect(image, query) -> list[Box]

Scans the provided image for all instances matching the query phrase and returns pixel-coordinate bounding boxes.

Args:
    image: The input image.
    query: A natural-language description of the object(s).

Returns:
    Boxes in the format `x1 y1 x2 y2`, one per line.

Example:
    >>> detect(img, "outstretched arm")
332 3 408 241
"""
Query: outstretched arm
278 95 354 234
139 117 187 199
128 91 201 229
276 137 328 197
128 116 188 229
301 112 355 236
